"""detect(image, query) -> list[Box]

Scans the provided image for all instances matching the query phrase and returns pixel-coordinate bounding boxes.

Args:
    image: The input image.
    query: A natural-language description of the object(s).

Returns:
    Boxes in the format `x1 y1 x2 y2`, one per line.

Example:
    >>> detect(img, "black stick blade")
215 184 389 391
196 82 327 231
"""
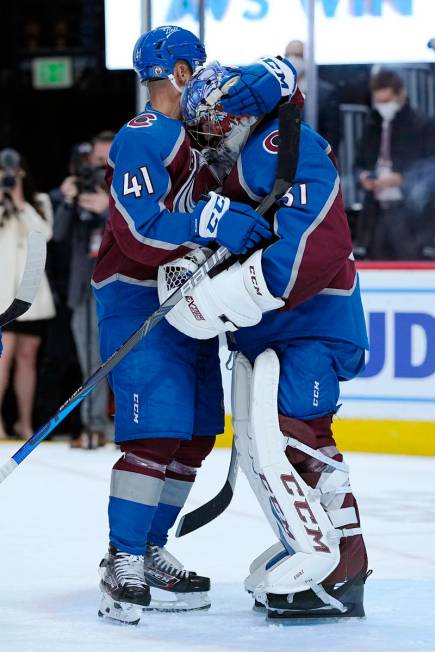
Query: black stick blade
176 481 234 537
176 441 239 537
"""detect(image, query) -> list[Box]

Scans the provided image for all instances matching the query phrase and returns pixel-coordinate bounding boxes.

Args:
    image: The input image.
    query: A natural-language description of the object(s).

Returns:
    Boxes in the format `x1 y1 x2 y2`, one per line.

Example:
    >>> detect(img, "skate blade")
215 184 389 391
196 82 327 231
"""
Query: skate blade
267 606 366 625
98 593 142 625
143 588 211 613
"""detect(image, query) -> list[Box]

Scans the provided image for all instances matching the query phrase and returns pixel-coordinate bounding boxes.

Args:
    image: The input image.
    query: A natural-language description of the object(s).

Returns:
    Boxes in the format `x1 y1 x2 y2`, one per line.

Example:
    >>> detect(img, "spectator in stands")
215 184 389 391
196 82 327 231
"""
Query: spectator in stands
0 148 55 439
284 39 341 151
354 69 435 259
53 131 114 449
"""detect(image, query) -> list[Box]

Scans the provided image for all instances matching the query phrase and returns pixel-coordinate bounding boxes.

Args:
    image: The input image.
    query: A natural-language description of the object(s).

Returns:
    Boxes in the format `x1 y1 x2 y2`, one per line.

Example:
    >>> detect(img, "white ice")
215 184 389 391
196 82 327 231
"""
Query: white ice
1 443 434 652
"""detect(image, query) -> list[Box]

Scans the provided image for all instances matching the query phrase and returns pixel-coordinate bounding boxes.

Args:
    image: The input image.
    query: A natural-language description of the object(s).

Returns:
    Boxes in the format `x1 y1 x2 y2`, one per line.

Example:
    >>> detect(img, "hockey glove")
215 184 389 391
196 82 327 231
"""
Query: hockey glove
220 57 297 116
191 191 272 254
158 250 284 340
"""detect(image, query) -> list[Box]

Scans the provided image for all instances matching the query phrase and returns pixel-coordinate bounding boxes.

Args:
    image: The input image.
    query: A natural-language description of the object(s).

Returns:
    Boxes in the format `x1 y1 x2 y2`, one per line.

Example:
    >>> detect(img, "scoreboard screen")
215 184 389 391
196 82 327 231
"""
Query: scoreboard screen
105 0 435 69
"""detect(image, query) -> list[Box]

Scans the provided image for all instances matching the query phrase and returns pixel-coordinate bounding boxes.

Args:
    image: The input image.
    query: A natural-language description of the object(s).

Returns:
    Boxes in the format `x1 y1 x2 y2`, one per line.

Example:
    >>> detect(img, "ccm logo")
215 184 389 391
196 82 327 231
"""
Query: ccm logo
281 473 330 553
133 393 139 424
261 57 290 91
259 473 296 544
249 266 262 296
313 380 320 407
186 296 205 321
206 195 227 234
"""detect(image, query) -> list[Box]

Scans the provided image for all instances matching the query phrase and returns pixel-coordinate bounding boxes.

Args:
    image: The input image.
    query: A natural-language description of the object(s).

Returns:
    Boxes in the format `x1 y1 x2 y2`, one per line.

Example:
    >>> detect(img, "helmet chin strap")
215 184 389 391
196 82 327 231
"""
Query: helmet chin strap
168 73 184 94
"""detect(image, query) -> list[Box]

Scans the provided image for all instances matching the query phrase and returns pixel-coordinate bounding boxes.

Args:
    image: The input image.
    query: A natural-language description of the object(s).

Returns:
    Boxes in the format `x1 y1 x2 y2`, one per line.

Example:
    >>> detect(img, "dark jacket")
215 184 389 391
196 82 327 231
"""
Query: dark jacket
355 102 435 175
53 200 108 310
318 78 341 153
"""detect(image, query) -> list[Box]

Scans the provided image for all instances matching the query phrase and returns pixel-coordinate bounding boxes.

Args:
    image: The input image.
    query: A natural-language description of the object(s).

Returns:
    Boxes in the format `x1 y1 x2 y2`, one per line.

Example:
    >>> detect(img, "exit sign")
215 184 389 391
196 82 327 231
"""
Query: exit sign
32 57 73 89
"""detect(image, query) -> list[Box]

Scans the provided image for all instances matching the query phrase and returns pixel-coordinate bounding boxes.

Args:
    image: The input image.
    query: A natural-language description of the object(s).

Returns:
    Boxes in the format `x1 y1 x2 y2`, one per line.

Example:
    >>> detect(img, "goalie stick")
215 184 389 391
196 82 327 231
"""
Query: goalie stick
176 101 301 538
0 231 47 328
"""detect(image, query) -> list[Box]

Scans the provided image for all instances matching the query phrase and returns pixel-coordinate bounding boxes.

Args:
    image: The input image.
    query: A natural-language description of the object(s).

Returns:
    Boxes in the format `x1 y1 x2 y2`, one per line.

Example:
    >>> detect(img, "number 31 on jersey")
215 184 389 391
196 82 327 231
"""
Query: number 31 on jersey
123 166 155 198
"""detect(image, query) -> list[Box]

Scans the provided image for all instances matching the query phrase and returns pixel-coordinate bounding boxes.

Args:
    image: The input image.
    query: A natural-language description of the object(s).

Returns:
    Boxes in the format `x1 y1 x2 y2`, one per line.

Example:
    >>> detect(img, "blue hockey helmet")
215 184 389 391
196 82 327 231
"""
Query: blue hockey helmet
133 26 207 83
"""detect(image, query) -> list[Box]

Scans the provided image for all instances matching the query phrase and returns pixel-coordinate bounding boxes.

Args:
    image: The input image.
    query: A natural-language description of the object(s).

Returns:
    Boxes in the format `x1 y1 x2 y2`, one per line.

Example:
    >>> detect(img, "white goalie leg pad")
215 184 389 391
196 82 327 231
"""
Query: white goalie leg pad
231 352 281 542
231 352 252 479
244 541 286 594
248 349 342 599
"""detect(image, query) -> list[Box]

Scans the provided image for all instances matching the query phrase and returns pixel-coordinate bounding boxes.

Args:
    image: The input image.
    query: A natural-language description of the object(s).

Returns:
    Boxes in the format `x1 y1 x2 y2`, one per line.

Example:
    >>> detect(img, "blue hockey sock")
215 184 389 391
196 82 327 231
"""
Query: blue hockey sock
148 474 194 547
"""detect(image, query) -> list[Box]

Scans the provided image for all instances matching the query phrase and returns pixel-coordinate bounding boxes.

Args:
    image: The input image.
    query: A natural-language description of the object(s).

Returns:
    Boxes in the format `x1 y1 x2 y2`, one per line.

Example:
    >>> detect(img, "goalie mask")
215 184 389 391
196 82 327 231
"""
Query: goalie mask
181 62 244 149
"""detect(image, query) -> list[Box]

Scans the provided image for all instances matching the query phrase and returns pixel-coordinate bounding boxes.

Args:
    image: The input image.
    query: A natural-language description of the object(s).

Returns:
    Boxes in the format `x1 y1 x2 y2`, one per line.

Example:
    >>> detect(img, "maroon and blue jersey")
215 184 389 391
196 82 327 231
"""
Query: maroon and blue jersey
223 118 369 353
92 104 218 320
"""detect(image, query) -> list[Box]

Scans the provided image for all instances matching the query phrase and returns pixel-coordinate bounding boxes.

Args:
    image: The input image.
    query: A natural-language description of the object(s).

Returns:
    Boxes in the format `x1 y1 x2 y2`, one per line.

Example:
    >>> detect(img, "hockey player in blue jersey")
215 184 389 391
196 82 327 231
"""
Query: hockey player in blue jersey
157 62 371 621
93 26 299 624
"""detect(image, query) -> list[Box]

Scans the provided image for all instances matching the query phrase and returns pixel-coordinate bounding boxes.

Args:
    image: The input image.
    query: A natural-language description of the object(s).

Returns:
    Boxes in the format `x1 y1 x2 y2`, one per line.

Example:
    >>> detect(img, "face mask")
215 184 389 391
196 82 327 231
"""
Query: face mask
374 100 401 122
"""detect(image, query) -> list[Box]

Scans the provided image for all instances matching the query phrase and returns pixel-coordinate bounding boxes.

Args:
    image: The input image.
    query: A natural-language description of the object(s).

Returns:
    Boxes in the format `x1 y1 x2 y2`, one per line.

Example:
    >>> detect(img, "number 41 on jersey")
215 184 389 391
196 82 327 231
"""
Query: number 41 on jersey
123 166 155 198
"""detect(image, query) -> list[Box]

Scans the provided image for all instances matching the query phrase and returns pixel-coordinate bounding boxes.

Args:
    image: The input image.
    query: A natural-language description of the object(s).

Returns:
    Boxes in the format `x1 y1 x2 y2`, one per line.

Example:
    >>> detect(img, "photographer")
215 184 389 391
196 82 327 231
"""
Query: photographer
0 148 55 439
53 131 114 448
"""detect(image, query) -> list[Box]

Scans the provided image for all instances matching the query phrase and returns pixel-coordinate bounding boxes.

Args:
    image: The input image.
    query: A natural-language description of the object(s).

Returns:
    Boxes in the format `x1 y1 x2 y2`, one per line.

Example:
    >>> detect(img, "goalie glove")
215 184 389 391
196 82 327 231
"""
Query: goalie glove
158 249 284 340
220 57 297 116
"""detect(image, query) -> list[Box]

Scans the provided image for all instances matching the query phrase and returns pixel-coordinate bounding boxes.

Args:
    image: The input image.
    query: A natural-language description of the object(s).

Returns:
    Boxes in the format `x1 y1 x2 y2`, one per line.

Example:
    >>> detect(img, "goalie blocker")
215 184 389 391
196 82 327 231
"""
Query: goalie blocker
232 349 370 622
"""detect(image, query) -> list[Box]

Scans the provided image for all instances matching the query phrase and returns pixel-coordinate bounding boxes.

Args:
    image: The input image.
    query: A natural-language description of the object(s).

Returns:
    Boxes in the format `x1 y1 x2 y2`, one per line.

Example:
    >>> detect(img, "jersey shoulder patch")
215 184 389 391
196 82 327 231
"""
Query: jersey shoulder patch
238 118 280 196
116 110 185 162
127 112 159 129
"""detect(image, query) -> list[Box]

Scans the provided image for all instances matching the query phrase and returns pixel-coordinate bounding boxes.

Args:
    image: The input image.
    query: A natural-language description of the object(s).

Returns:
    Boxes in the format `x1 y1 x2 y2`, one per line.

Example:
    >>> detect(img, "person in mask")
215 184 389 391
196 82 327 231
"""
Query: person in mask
354 69 435 259
284 39 341 151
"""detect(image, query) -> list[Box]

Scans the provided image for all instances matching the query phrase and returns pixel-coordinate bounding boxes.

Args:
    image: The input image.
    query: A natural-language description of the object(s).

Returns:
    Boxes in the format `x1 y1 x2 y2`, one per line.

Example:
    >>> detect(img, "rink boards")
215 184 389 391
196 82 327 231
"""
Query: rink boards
217 263 435 456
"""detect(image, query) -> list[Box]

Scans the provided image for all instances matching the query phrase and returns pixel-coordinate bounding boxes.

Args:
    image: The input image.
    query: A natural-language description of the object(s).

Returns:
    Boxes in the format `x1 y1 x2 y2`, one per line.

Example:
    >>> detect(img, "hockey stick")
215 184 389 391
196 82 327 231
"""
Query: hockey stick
0 231 47 327
176 101 301 537
0 245 232 483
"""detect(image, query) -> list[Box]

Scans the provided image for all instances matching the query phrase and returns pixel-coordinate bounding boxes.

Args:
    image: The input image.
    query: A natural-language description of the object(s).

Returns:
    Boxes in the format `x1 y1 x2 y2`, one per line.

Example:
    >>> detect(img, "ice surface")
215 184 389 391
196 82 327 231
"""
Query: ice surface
1 443 434 652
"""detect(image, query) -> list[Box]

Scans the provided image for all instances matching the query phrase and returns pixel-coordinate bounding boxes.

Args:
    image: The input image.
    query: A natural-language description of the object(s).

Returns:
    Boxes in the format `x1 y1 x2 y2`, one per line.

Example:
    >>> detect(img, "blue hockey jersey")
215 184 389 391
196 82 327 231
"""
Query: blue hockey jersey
92 104 218 321
222 117 369 354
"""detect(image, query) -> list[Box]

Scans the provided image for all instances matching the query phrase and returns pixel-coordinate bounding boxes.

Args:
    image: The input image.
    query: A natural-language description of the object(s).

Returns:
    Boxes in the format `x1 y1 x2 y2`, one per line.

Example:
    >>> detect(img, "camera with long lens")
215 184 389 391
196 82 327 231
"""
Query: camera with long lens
76 165 106 194
69 141 106 224
0 148 21 193
75 165 107 223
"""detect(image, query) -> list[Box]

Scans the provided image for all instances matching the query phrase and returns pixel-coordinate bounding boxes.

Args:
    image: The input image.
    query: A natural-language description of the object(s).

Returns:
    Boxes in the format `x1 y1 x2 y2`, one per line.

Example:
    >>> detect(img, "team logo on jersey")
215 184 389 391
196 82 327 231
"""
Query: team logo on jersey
263 130 280 154
128 113 157 128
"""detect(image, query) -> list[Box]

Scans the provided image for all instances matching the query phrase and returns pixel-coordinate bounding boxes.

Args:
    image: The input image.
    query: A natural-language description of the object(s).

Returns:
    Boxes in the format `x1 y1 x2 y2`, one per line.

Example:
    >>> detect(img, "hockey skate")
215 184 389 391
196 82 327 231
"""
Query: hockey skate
143 544 211 612
98 545 150 625
259 568 372 623
245 543 371 622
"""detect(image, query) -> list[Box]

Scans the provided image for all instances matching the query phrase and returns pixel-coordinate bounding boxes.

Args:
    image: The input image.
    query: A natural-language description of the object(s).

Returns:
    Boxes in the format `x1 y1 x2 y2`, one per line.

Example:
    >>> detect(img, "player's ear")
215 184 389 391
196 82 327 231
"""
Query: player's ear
173 61 192 88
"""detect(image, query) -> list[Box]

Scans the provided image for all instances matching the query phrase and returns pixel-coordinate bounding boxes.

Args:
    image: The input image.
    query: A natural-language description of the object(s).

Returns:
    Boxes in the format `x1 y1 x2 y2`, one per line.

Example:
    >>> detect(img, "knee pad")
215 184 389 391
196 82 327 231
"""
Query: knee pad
115 438 182 478
174 435 216 470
